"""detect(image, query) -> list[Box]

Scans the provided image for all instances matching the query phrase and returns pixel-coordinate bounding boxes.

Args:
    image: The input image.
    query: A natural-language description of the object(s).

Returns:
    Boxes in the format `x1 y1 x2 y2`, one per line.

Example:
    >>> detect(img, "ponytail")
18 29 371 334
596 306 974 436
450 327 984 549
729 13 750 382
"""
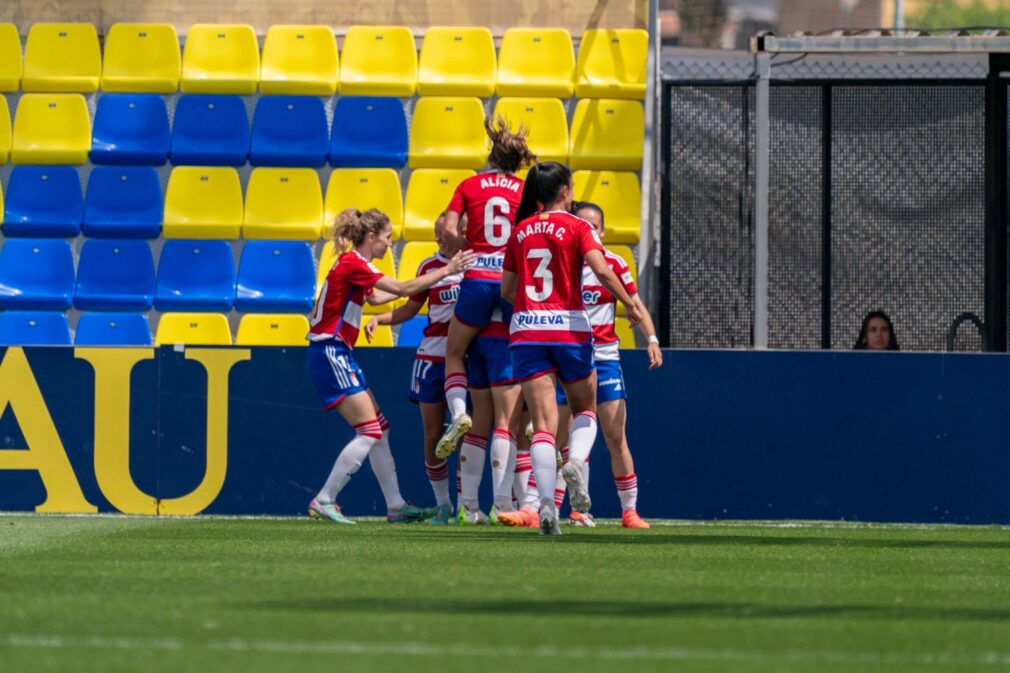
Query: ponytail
485 115 537 174
329 208 390 249
515 161 573 224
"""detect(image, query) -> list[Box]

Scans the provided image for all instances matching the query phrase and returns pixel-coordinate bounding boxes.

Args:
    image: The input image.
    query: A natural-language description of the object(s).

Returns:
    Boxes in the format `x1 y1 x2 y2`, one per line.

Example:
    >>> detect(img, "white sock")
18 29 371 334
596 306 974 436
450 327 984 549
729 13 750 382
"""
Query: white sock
444 373 468 420
426 460 451 507
490 429 516 510
316 420 381 503
567 410 598 472
530 431 557 506
513 450 531 505
615 473 639 511
582 456 591 492
368 414 406 511
459 432 487 511
524 471 540 510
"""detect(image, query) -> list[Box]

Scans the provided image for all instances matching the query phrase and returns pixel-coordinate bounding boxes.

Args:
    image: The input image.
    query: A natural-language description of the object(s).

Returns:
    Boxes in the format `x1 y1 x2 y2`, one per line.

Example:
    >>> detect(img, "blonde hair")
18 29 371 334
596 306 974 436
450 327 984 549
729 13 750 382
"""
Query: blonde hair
485 115 537 174
329 208 390 249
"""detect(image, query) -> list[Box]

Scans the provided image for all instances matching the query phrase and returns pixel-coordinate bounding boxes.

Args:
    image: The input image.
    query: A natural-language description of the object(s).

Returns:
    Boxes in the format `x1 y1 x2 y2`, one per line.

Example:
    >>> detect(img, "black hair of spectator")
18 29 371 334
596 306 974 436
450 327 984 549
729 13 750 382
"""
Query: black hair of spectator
853 310 900 350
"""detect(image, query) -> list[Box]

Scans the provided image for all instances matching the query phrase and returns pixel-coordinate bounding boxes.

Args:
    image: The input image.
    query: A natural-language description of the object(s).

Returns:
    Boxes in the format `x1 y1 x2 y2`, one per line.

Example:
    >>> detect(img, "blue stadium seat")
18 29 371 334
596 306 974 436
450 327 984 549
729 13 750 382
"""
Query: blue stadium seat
154 240 236 312
75 312 152 346
74 239 156 311
170 94 249 166
249 95 328 167
3 166 83 237
0 311 71 346
397 314 428 348
83 166 163 238
0 239 75 310
329 96 408 168
90 94 170 165
234 241 315 313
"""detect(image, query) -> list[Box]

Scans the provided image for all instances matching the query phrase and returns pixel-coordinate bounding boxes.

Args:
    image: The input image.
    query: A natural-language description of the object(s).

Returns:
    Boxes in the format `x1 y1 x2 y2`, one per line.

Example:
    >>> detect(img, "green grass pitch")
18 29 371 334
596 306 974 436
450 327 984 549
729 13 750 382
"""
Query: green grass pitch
2 515 1010 673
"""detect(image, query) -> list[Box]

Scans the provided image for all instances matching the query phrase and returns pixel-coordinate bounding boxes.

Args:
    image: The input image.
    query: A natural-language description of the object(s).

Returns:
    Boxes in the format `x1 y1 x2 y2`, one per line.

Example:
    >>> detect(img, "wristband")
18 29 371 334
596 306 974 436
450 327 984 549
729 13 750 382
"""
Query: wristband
647 335 659 345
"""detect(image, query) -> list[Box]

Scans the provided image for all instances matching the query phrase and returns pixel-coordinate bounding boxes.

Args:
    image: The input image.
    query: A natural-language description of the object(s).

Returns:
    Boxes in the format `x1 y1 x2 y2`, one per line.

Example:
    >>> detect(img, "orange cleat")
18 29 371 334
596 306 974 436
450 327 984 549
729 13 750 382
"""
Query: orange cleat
497 506 539 527
621 509 651 529
569 511 596 527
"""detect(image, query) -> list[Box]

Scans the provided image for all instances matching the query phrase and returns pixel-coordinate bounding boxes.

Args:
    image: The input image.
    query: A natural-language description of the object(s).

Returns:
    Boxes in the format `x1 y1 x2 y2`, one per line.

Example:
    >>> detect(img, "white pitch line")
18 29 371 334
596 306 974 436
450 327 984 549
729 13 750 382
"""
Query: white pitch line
6 634 1010 666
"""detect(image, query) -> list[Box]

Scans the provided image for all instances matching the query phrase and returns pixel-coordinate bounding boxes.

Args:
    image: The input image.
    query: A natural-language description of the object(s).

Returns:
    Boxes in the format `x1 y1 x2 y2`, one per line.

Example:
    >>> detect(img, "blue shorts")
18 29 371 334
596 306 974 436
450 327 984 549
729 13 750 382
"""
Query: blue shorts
306 340 368 410
510 342 595 385
555 358 627 406
454 279 513 329
409 358 445 404
467 338 515 388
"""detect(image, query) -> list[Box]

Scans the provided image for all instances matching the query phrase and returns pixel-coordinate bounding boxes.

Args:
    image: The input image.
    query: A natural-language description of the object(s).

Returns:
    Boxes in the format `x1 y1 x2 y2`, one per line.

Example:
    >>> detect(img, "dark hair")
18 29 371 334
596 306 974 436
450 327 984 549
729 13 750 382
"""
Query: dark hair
854 310 900 350
516 162 573 223
485 115 537 174
571 201 605 229
330 208 390 248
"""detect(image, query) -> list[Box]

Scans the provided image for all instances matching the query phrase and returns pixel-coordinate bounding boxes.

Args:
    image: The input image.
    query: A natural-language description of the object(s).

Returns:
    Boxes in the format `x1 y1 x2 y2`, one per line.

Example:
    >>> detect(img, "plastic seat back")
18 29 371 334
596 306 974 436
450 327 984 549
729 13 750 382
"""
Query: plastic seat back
403 169 474 241
409 97 489 169
616 317 636 348
249 96 328 167
0 94 9 164
396 314 428 347
83 166 163 239
235 314 310 346
0 239 75 310
260 25 339 95
74 239 156 311
155 312 232 346
91 94 171 165
170 95 250 166
22 23 101 92
497 28 575 98
575 29 648 100
181 24 259 94
569 99 644 171
0 311 71 346
324 169 403 240
492 97 568 163
102 23 181 93
243 168 323 240
356 324 393 347
3 166 83 237
235 241 316 313
0 23 21 92
397 242 439 314
339 26 417 96
572 171 641 244
75 312 152 346
155 240 236 312
418 27 496 97
11 94 92 164
328 97 407 168
163 167 243 238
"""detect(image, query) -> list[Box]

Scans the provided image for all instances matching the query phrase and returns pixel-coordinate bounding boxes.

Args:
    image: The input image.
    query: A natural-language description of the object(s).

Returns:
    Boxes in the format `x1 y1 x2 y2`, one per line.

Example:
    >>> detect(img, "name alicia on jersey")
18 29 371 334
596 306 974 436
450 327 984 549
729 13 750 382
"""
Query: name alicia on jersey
480 175 522 193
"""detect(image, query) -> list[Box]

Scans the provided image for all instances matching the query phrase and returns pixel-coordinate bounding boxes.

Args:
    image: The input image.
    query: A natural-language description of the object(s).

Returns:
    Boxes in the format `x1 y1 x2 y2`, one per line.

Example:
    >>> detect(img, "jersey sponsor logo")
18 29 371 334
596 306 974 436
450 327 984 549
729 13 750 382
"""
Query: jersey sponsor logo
479 175 522 193
621 271 634 284
599 377 622 388
516 313 567 327
583 290 602 305
475 254 505 270
438 285 460 303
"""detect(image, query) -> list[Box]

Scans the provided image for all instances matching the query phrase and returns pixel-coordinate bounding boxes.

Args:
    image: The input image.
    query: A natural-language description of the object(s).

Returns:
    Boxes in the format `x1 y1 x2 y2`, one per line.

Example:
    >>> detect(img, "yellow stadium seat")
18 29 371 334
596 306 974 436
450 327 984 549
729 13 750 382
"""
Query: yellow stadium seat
573 171 641 244
324 169 403 241
604 244 638 316
615 317 636 349
316 242 396 315
492 97 568 164
11 94 91 164
235 314 310 346
260 25 339 95
155 313 233 346
575 29 648 100
22 23 101 93
397 241 439 314
0 95 10 164
0 23 22 92
497 28 574 98
418 27 496 97
403 169 474 241
181 24 259 94
569 99 643 172
244 168 323 240
102 23 181 93
163 167 243 239
356 324 393 347
409 97 489 169
339 26 417 96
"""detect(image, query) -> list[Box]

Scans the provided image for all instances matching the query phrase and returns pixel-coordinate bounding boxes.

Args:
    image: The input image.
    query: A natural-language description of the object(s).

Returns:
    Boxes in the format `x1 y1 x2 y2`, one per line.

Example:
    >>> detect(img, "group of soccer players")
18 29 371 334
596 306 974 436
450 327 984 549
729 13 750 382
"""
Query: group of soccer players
305 118 663 534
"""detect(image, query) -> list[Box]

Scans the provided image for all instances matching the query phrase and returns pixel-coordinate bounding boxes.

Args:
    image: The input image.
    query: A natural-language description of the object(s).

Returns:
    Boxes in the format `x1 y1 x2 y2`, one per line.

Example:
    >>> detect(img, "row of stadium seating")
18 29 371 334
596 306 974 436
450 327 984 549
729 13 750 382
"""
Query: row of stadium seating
0 24 646 99
0 310 639 348
0 93 643 172
0 165 643 243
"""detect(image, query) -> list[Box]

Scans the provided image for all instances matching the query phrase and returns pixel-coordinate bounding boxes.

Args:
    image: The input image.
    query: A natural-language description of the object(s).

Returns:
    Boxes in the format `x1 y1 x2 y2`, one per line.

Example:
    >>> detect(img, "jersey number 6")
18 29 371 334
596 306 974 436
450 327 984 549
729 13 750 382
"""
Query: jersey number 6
484 196 511 247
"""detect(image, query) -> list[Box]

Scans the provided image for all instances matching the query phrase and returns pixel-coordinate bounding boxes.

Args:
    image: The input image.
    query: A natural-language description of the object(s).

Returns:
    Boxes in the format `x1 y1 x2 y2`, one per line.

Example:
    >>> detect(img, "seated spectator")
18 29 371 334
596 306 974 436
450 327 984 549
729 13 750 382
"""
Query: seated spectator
853 311 900 351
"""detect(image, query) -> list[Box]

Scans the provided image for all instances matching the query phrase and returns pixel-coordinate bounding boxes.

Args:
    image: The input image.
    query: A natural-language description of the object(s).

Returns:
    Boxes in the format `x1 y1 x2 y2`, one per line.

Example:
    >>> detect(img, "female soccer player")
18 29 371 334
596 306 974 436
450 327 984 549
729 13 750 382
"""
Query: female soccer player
435 117 537 461
499 162 642 535
306 208 473 524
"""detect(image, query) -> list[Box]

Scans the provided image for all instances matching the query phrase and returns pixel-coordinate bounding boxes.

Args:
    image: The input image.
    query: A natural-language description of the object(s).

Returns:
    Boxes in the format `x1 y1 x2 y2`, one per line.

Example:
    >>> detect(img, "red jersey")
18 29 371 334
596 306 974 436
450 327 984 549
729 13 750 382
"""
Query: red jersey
582 250 637 361
409 253 462 361
503 210 605 346
446 172 523 282
307 250 384 347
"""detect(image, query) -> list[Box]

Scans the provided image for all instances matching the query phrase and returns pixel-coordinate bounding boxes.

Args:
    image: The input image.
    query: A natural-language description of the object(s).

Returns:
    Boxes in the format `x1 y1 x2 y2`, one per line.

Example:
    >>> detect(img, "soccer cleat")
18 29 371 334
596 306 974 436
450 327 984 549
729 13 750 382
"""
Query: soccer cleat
621 509 651 529
569 511 596 527
561 461 592 514
435 413 472 459
539 500 562 536
457 505 489 525
308 498 355 524
386 502 428 523
495 506 537 527
525 421 534 443
556 449 563 469
427 503 454 525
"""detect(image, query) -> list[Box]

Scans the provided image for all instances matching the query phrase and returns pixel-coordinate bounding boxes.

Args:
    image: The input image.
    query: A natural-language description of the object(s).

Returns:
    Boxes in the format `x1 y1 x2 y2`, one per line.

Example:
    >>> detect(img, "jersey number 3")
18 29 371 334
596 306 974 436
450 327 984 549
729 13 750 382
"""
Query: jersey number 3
484 196 511 246
526 249 553 301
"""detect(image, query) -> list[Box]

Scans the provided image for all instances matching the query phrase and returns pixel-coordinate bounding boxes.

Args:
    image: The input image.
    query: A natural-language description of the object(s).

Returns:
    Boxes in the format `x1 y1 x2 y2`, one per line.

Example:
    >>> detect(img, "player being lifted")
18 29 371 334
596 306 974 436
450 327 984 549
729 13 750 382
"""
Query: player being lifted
500 162 642 535
435 117 537 461
306 208 473 524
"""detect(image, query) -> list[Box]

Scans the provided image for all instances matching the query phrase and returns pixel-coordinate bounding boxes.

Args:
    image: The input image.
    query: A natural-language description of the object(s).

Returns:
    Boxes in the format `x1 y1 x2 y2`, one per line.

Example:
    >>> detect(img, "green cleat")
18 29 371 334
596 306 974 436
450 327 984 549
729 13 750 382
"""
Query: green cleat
457 505 489 525
427 504 454 525
387 502 429 523
488 504 500 526
308 498 355 524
